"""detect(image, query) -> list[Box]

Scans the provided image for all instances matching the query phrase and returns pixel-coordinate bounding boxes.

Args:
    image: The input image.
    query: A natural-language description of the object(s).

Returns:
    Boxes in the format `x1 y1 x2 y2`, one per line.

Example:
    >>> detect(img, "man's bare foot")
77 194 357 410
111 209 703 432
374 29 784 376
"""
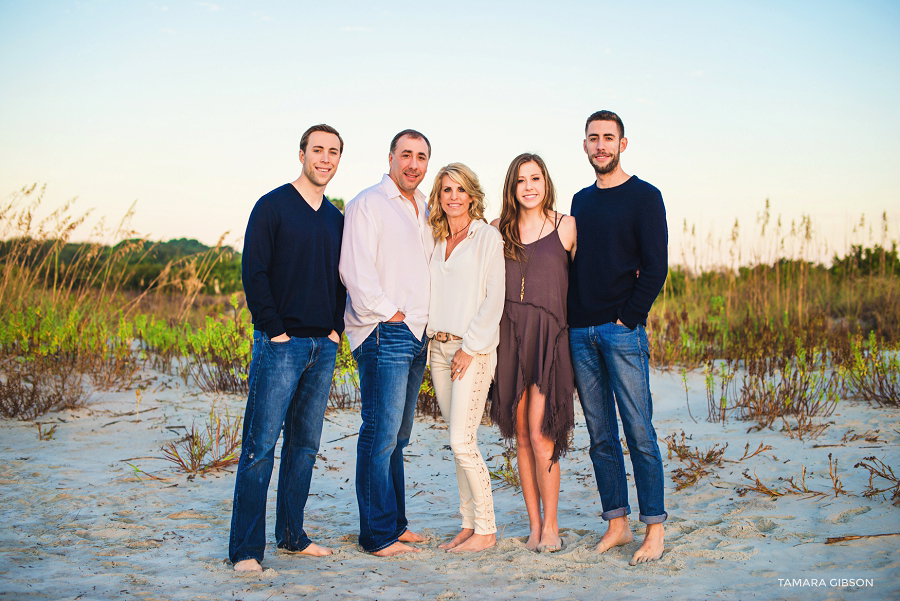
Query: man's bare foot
233 558 262 572
629 523 664 565
398 529 427 543
439 528 474 550
371 542 421 557
278 542 333 557
524 530 541 552
596 516 634 554
296 542 333 557
448 533 495 553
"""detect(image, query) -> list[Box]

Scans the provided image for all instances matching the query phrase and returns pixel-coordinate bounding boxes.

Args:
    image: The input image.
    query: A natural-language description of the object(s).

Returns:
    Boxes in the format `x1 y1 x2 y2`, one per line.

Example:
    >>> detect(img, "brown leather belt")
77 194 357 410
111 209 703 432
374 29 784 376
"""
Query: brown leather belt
432 331 462 342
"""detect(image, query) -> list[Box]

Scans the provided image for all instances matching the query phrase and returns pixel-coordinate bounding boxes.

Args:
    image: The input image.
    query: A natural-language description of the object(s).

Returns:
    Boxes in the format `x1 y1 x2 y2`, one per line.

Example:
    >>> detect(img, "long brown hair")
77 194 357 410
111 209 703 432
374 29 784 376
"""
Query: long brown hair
498 153 557 262
427 163 486 240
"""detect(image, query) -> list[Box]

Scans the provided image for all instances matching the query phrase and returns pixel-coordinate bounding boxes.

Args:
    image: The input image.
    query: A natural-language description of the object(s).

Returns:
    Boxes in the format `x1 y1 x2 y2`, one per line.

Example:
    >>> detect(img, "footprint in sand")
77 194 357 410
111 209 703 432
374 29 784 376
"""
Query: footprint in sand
827 506 871 524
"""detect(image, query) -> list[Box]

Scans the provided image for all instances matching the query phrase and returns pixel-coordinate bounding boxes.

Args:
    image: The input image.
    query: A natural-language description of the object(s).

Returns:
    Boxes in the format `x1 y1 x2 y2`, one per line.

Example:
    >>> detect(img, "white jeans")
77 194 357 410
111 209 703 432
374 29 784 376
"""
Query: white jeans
429 339 497 535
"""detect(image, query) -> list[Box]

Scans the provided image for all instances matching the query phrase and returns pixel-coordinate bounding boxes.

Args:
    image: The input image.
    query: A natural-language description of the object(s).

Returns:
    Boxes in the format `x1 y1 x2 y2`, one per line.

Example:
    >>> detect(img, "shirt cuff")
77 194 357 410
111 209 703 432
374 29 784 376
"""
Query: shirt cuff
375 298 399 322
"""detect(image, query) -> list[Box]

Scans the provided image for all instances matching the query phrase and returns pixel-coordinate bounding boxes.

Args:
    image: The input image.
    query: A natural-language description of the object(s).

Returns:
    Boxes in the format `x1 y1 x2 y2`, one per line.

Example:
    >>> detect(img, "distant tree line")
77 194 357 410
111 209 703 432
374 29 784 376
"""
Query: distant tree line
0 237 243 294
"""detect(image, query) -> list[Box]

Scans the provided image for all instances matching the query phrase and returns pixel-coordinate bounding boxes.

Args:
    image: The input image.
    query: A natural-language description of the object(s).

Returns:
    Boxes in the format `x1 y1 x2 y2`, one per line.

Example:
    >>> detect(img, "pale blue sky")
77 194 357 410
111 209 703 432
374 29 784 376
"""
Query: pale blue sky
1 0 898 263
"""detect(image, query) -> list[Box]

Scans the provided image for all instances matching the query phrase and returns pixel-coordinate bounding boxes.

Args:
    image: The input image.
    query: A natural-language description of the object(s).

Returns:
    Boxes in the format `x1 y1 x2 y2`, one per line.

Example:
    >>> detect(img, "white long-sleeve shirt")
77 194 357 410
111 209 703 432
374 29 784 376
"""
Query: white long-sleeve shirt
340 174 434 351
426 219 505 357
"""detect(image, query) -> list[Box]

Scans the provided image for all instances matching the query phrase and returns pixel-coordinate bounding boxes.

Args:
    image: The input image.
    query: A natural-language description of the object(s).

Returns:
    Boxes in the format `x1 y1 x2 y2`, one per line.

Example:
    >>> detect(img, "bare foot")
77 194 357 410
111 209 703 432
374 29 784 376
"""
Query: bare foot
296 542 333 557
439 528 474 550
524 530 541 552
596 516 633 554
537 535 563 553
449 533 496 553
233 558 262 572
371 542 422 557
629 523 664 565
398 529 427 543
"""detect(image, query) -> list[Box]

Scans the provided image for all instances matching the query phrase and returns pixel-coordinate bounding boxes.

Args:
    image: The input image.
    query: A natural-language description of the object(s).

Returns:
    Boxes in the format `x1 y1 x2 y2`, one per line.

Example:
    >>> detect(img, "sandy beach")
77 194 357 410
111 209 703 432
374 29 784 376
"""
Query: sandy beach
1 367 898 601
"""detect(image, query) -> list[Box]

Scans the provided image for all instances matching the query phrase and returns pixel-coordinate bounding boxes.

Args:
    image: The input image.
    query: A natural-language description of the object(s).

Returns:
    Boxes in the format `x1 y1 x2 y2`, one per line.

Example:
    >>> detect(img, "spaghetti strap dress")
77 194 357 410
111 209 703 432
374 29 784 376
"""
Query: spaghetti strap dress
490 220 575 462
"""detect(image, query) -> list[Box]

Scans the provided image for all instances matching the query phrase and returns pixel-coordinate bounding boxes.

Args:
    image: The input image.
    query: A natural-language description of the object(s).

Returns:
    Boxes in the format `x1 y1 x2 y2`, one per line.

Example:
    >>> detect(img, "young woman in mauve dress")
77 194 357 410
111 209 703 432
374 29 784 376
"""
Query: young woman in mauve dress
490 153 576 552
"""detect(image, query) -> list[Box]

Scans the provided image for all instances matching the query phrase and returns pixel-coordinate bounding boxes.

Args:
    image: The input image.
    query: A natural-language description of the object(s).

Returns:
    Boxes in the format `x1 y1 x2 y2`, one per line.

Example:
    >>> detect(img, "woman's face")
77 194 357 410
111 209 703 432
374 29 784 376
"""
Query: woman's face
439 174 472 221
515 161 545 210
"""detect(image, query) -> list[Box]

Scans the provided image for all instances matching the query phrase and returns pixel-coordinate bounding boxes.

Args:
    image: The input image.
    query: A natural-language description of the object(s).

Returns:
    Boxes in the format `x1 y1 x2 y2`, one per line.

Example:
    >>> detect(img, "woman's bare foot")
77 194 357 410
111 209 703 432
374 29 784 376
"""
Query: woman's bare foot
629 523 664 565
449 533 495 553
524 530 541 552
536 532 563 553
439 528 474 550
398 529 427 543
233 559 262 572
371 542 421 557
596 516 634 553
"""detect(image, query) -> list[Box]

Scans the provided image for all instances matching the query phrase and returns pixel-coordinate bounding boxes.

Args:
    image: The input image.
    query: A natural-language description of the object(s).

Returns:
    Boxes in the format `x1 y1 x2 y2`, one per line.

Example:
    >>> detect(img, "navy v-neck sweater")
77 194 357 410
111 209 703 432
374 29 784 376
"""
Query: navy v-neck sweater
567 176 668 330
242 183 346 338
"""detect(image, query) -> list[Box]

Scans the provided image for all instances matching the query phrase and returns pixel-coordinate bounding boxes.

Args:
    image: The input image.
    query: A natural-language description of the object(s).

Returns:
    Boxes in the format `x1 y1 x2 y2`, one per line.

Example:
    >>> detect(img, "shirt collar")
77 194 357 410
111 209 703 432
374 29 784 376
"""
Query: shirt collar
380 173 426 207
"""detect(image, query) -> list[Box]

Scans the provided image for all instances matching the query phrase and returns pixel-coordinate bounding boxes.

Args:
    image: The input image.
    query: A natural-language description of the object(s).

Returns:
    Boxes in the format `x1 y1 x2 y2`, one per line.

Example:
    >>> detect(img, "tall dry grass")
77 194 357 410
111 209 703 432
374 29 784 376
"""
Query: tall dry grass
0 185 239 418
1 189 895 426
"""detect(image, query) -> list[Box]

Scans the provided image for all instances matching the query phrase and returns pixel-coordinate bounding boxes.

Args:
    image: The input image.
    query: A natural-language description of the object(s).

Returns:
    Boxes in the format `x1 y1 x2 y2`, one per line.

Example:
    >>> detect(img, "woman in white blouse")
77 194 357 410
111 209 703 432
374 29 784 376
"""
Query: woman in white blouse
426 163 505 553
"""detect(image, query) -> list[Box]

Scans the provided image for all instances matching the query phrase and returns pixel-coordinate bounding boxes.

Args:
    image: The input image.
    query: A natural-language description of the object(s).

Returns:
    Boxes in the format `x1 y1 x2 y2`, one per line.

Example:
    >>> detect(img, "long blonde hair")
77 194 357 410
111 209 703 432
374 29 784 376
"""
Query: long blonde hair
427 163 487 240
498 153 557 262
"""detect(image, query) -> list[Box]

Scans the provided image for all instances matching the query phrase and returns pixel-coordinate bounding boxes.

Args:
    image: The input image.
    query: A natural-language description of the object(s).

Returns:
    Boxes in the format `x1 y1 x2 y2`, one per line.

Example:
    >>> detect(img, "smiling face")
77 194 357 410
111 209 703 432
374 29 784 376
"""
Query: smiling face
300 131 342 187
388 134 430 199
438 174 472 222
584 119 627 176
515 161 546 210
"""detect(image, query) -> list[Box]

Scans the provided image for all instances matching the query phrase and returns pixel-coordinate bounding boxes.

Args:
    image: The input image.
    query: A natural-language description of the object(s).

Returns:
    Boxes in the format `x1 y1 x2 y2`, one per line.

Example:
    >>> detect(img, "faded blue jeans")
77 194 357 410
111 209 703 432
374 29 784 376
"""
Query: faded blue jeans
569 323 667 524
352 322 428 552
228 331 338 564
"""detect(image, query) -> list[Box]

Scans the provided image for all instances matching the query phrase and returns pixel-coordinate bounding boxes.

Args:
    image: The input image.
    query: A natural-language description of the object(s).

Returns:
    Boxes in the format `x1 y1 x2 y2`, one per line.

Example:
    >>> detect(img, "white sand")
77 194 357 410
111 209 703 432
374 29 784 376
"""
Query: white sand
1 369 898 600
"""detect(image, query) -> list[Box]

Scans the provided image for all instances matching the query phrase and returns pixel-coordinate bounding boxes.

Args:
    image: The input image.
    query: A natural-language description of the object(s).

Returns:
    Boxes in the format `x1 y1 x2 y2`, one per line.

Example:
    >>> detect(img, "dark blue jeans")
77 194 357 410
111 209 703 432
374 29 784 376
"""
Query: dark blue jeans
352 322 428 552
228 331 338 564
569 323 667 524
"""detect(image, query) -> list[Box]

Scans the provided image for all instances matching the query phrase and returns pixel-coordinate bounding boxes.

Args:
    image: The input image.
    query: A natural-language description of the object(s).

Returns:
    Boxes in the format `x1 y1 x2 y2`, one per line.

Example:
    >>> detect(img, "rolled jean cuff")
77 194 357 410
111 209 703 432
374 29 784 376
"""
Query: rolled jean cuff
639 511 668 525
600 506 630 521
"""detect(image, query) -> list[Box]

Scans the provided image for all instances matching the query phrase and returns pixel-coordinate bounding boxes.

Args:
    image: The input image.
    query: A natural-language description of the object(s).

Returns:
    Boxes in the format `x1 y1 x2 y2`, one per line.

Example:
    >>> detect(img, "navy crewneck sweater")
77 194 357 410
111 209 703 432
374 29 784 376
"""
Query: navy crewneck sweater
567 176 668 329
242 183 346 338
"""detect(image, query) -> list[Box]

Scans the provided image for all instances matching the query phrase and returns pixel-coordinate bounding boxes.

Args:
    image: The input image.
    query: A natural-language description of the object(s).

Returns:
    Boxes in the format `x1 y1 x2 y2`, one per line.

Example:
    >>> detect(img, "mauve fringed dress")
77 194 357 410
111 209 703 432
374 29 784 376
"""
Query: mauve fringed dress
490 226 575 462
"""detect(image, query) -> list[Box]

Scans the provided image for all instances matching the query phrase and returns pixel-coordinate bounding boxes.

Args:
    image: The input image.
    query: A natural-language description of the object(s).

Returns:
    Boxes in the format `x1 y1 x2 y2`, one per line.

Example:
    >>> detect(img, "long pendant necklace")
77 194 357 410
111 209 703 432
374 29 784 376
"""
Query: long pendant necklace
518 218 547 302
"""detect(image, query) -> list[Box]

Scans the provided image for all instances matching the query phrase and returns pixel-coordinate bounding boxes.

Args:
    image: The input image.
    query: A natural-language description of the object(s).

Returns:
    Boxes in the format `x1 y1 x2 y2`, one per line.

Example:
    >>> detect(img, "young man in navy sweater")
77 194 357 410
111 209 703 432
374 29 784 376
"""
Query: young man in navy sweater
229 124 346 572
568 110 668 565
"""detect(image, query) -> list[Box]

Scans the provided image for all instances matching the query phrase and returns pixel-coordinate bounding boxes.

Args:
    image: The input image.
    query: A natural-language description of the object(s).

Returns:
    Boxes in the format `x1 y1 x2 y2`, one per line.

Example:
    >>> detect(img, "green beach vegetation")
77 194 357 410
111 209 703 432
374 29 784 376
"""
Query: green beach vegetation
1 184 897 436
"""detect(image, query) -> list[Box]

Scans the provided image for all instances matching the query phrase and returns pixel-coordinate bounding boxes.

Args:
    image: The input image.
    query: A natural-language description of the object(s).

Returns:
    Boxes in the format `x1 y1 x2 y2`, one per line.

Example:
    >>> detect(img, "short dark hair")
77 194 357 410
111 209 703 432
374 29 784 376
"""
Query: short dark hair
300 124 343 154
585 110 624 139
390 129 431 156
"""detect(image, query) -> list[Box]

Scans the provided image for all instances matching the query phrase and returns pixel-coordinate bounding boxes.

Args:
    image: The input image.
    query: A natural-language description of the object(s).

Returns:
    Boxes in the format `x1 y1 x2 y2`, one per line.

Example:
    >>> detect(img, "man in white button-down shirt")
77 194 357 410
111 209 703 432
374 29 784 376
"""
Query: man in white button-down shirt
340 130 435 556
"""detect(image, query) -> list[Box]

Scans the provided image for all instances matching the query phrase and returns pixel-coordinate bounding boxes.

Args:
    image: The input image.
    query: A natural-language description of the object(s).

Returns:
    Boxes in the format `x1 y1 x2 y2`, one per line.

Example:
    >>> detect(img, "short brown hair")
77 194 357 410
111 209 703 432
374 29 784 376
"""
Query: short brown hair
390 129 431 156
585 110 624 139
300 124 343 153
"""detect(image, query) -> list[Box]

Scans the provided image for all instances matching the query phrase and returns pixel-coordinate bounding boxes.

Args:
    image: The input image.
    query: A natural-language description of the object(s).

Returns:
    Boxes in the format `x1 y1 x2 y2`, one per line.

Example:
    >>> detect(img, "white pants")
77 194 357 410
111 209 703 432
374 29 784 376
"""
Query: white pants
429 339 497 535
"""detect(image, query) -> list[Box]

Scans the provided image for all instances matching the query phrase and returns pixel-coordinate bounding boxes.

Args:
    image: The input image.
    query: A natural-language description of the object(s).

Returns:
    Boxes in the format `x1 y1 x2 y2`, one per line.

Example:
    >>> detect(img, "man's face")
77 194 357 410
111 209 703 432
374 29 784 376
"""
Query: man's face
300 131 342 187
388 135 430 199
584 120 627 176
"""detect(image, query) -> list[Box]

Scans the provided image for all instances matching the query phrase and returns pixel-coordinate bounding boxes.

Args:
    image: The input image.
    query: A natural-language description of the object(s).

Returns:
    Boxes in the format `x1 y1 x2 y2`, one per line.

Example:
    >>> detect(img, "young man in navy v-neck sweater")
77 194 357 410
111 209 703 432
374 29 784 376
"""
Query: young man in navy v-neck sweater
229 124 346 572
568 110 669 566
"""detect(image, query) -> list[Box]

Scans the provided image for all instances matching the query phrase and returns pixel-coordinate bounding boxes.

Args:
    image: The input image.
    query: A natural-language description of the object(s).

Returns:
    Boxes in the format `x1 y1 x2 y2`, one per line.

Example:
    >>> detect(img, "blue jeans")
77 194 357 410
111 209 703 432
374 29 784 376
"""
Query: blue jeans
569 324 667 524
228 331 338 564
352 322 428 552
